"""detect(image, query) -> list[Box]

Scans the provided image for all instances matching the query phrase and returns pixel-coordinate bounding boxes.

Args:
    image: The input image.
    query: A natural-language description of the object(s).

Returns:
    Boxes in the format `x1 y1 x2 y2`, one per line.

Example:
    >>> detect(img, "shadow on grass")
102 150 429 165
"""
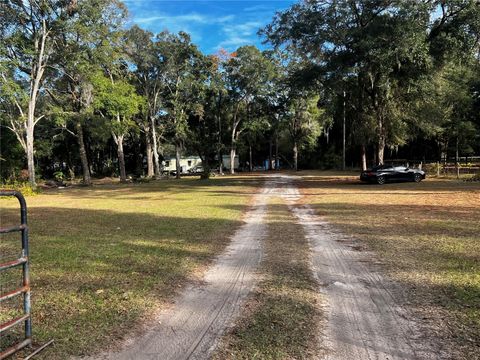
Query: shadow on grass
0 206 245 358
40 177 265 201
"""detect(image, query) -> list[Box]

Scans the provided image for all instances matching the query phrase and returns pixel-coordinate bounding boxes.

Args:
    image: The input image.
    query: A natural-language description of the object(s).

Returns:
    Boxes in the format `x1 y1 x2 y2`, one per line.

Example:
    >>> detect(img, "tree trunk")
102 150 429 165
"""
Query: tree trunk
230 128 236 174
230 147 236 175
26 121 37 187
230 104 241 175
201 157 211 179
151 118 161 178
377 137 385 165
249 145 253 172
216 98 223 175
342 90 346 171
268 138 273 171
76 122 91 185
455 136 459 179
218 152 223 175
25 23 48 188
376 115 386 165
145 128 154 178
293 141 298 171
275 135 279 170
175 142 181 179
26 127 36 187
361 144 367 171
116 136 127 183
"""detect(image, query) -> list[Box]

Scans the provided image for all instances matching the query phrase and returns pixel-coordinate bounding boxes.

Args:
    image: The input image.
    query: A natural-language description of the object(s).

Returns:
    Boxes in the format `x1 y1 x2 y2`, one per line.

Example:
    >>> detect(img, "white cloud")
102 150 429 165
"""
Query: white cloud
132 12 235 44
134 13 234 25
217 15 236 23
216 36 252 49
215 19 264 51
125 0 290 54
243 4 271 12
223 21 263 37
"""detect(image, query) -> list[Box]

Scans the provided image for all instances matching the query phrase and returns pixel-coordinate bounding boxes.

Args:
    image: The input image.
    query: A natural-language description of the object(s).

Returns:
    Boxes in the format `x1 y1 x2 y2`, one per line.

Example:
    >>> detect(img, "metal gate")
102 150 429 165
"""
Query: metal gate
0 190 32 359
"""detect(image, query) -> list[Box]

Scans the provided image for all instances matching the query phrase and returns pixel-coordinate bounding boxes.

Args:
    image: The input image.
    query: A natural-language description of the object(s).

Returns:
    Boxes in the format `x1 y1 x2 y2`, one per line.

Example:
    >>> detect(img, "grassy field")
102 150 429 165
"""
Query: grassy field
2 172 478 359
298 171 480 359
214 198 322 360
0 176 261 358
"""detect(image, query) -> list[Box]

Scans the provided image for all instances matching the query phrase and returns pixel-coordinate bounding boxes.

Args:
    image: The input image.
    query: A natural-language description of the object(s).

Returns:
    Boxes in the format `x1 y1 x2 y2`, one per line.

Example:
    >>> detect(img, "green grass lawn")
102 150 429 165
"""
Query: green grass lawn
2 172 478 358
0 176 261 358
298 172 480 359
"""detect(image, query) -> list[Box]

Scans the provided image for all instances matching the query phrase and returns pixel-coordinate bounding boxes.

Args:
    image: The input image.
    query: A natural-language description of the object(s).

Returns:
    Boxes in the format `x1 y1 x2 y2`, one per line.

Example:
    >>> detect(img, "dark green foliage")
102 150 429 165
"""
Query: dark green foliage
264 0 480 167
1 0 479 180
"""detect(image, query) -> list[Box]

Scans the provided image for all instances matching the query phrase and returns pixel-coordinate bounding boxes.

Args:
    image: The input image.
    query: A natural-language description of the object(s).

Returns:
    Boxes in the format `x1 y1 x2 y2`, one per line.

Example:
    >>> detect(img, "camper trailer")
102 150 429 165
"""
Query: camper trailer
220 155 239 171
163 155 239 174
163 156 202 174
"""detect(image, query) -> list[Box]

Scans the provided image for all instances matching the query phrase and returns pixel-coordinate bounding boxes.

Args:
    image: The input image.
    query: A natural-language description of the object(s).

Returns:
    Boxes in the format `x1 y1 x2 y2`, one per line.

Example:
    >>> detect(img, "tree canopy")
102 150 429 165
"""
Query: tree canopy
1 0 479 185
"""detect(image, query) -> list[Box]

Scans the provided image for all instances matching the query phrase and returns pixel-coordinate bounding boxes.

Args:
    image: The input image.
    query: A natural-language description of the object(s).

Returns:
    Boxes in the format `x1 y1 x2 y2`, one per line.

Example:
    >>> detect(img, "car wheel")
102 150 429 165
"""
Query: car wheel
414 173 422 183
377 175 386 185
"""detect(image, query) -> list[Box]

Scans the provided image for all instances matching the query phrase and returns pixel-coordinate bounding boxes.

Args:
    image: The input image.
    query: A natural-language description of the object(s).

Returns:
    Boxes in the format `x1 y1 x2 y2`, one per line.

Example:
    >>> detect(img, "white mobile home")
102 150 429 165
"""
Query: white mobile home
220 155 239 171
163 155 239 174
163 156 203 174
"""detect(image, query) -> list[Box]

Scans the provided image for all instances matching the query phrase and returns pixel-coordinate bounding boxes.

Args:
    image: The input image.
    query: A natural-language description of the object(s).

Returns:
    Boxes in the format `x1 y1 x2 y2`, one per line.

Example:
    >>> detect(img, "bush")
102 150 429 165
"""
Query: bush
0 181 40 196
53 171 65 182
319 146 342 169
19 169 29 181
423 163 441 175
465 173 480 182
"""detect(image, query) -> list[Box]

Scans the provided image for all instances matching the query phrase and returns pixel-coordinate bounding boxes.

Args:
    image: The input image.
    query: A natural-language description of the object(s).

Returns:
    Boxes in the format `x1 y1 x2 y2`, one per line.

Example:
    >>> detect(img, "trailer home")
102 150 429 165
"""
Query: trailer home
163 155 239 174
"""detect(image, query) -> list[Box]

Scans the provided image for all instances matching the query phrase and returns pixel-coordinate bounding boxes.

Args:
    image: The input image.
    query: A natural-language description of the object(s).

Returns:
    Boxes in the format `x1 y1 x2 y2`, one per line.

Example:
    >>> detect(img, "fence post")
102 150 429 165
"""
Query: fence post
437 161 440 177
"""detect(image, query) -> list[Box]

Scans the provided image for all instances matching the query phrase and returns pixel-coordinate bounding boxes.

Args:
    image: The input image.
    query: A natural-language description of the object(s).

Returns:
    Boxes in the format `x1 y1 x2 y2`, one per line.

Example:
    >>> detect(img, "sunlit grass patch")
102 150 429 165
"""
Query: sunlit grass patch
0 176 261 358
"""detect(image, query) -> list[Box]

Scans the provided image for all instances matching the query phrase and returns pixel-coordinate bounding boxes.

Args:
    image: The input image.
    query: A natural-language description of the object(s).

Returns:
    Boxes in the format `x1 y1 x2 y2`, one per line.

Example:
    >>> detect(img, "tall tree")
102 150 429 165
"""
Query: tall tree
51 0 127 185
155 31 204 179
286 95 323 171
224 46 276 174
125 25 163 178
92 71 144 183
264 1 433 165
210 49 233 174
1 0 72 186
186 53 232 178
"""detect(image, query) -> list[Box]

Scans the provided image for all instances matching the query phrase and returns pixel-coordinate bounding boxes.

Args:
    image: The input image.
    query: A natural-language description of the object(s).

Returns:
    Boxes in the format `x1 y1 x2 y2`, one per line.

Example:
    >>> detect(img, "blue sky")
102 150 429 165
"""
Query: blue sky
124 0 296 55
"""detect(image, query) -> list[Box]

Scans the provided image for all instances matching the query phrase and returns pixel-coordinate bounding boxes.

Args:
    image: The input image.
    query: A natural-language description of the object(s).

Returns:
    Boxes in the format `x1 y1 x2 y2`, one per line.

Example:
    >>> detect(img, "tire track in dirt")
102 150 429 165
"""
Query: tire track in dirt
89 183 273 360
278 175 439 360
87 175 440 360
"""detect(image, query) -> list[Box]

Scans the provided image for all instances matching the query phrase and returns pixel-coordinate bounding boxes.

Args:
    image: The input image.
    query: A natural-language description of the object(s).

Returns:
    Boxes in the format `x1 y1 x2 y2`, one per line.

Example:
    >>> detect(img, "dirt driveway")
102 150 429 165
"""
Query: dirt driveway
90 175 437 360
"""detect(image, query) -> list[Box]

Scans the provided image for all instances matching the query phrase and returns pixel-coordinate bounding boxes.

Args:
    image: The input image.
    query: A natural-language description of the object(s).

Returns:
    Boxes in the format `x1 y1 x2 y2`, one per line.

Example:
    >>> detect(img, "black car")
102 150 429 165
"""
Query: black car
360 165 425 184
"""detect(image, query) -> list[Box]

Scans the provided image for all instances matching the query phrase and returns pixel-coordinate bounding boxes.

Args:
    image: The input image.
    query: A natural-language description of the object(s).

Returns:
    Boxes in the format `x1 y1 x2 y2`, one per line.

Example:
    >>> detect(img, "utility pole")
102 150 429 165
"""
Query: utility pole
342 90 346 171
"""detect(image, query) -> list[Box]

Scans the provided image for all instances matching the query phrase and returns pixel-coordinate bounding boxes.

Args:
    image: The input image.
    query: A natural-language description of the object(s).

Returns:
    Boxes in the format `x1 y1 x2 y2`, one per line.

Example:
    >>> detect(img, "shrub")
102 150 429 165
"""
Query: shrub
53 171 65 182
423 163 441 175
19 169 29 182
0 181 40 196
465 173 480 182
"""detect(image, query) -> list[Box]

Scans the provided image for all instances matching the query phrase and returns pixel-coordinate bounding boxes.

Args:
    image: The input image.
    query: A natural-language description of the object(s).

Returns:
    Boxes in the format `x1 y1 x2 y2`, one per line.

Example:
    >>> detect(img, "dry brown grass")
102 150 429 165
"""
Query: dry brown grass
298 171 480 359
214 198 323 360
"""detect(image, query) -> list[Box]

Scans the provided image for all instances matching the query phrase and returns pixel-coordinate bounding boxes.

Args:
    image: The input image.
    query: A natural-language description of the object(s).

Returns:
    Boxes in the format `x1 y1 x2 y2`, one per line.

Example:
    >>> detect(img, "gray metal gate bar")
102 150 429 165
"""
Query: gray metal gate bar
0 190 32 359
